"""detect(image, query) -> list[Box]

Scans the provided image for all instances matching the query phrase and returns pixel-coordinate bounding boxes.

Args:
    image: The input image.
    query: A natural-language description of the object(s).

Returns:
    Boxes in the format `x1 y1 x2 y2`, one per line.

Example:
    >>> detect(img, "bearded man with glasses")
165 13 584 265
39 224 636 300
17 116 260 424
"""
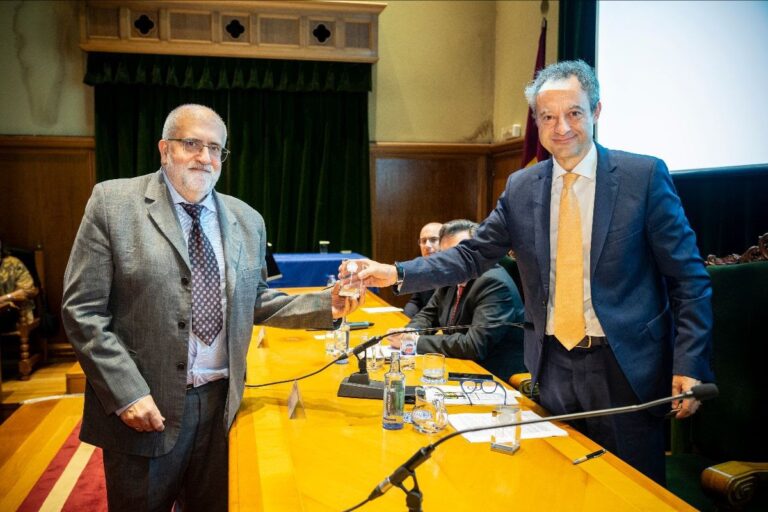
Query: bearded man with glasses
63 104 359 511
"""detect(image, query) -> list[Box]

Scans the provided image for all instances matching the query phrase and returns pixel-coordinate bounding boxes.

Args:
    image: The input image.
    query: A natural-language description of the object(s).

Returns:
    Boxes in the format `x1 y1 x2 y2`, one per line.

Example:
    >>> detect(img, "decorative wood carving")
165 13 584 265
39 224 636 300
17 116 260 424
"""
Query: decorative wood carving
79 0 385 62
701 461 768 509
705 233 768 265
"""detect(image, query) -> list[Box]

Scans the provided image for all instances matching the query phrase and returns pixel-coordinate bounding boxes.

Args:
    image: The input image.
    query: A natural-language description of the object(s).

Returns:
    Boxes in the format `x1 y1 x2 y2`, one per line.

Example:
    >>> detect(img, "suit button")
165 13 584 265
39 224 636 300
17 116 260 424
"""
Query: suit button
178 321 186 329
181 277 190 286
177 362 186 370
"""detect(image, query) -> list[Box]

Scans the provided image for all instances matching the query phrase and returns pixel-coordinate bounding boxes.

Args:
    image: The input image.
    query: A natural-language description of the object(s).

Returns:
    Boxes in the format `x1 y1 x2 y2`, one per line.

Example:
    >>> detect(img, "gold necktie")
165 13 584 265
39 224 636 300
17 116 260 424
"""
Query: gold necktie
554 172 585 350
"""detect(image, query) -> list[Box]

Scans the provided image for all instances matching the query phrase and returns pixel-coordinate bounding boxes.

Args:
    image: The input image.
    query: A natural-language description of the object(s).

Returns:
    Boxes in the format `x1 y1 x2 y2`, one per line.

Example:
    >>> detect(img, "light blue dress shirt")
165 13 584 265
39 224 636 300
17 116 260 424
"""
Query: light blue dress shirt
163 172 229 387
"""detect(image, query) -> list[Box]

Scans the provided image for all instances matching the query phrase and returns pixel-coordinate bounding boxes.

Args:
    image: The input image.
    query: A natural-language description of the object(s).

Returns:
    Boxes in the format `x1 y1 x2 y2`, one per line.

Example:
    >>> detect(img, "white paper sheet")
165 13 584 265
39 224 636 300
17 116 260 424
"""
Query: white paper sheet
448 411 568 442
361 306 403 313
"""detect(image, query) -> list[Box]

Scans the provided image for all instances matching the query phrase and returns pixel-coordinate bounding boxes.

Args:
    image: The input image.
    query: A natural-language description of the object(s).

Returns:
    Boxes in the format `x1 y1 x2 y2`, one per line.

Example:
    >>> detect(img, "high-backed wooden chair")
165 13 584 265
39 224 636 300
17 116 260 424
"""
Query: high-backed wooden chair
666 234 768 511
0 246 48 380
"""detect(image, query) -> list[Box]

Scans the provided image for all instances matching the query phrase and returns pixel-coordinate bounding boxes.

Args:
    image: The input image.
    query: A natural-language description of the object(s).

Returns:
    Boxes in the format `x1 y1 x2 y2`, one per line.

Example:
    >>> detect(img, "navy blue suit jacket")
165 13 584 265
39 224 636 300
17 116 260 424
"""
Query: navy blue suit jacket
399 144 713 402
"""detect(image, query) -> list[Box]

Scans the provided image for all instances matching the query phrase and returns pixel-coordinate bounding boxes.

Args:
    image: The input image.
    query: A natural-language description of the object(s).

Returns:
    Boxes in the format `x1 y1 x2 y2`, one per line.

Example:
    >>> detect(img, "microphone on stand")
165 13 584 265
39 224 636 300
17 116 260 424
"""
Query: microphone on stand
336 323 526 401
346 384 719 511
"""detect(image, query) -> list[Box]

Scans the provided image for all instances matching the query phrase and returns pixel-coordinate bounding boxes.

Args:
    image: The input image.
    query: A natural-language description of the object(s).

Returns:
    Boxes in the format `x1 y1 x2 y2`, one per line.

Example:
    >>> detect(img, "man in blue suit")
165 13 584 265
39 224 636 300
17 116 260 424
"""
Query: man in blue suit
355 60 713 484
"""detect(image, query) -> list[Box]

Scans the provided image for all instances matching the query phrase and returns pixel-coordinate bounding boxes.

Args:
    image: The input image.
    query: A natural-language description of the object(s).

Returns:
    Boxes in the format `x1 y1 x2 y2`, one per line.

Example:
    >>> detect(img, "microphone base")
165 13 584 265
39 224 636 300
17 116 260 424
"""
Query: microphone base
338 373 416 403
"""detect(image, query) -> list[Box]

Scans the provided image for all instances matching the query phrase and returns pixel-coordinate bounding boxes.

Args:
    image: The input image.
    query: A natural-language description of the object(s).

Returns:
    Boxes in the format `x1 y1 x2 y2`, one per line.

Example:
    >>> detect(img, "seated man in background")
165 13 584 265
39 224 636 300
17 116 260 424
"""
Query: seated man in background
403 222 442 318
0 236 38 330
391 219 525 381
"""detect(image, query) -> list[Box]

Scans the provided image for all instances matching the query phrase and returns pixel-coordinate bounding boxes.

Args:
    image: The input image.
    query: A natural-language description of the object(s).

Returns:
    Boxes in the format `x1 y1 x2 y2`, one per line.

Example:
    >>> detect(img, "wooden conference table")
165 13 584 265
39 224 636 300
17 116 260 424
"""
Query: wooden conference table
230 288 694 511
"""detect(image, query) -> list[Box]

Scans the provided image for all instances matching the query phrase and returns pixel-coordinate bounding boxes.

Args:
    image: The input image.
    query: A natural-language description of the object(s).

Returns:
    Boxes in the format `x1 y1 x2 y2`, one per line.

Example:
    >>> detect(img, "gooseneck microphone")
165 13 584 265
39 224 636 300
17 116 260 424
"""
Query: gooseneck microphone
344 384 719 511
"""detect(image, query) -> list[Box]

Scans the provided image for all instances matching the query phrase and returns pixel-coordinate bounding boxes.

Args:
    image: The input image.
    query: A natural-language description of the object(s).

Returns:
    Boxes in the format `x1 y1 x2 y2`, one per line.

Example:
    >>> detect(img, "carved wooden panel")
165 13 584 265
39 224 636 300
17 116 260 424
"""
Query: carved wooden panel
79 1 385 63
0 136 96 348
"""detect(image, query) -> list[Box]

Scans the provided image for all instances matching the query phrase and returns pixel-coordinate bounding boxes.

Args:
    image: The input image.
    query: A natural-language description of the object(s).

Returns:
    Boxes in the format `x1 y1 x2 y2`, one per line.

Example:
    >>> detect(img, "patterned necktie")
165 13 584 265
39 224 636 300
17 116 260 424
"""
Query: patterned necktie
181 203 223 345
553 172 586 350
449 284 465 326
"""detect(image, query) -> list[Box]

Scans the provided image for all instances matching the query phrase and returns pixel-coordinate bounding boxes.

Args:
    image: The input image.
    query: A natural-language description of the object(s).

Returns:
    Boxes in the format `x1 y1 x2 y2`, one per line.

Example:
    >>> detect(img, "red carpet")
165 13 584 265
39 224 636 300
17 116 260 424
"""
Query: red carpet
18 422 107 512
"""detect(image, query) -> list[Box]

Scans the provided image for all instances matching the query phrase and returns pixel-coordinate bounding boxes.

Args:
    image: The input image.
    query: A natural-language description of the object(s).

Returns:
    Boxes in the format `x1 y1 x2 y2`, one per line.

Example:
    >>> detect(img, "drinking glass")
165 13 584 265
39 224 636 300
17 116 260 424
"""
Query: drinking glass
338 260 362 299
411 387 449 434
421 353 446 384
364 336 385 372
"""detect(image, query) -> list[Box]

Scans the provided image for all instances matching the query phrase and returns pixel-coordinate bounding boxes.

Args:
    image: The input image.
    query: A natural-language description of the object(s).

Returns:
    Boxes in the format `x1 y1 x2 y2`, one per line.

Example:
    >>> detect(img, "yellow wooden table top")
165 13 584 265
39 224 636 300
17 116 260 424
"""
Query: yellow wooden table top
230 288 695 511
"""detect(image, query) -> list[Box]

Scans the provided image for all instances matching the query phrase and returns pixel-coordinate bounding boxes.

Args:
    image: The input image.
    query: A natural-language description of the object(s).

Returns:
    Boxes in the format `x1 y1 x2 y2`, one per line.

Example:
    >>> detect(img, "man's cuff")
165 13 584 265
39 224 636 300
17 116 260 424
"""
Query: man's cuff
115 395 147 417
391 262 405 294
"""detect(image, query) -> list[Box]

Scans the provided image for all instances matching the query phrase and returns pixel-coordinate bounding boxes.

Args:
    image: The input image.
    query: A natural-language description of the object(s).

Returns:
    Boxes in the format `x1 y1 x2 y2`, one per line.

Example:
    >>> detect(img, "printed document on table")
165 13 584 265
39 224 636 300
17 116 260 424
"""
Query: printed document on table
448 411 568 442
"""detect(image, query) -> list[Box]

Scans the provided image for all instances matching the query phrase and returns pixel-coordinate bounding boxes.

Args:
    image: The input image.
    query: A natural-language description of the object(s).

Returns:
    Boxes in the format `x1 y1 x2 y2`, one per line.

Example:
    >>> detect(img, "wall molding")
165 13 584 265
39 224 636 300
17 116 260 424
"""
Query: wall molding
79 0 386 63
0 135 95 150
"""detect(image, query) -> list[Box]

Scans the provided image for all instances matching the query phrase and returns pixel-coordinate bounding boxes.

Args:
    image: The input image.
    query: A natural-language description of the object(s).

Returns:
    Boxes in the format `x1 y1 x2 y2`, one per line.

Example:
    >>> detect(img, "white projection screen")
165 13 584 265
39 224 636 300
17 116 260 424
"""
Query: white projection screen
595 1 768 172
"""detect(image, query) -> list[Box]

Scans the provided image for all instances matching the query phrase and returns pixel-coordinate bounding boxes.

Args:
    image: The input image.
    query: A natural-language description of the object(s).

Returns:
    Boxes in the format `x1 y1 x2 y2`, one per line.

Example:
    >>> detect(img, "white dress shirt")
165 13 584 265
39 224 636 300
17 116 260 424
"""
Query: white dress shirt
545 143 606 337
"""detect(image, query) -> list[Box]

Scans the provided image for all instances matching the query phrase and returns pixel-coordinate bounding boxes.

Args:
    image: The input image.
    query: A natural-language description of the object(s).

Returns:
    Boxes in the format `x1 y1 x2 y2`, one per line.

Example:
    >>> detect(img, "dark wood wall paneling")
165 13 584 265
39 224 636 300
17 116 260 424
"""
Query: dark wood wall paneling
0 136 96 351
370 139 523 306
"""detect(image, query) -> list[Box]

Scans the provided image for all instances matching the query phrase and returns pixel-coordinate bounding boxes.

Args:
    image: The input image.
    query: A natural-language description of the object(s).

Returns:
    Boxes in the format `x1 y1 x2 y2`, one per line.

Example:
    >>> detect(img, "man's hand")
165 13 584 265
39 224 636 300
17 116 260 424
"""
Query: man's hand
119 395 166 432
388 333 403 349
339 259 397 288
671 375 702 419
331 281 364 319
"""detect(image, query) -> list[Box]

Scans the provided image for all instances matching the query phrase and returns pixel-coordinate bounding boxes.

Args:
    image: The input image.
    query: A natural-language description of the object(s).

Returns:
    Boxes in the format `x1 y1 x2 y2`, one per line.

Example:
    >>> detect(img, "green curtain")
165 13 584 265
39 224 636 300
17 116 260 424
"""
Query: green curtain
557 0 596 65
85 53 371 255
672 167 768 257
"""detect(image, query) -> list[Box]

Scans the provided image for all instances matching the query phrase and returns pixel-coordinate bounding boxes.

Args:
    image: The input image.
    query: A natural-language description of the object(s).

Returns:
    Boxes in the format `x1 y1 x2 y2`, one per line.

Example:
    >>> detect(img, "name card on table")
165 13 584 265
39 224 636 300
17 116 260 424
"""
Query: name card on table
254 326 267 348
287 381 306 419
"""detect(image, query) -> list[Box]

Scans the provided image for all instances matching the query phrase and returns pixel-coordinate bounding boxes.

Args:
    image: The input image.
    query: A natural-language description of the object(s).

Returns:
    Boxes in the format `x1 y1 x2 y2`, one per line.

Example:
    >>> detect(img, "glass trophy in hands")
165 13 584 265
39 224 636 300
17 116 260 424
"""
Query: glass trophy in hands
338 260 363 299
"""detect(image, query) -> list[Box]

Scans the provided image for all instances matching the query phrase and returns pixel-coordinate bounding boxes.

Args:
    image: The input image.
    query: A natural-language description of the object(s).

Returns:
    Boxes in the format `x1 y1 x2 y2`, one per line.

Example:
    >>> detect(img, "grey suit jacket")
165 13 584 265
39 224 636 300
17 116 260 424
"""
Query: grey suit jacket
62 170 334 456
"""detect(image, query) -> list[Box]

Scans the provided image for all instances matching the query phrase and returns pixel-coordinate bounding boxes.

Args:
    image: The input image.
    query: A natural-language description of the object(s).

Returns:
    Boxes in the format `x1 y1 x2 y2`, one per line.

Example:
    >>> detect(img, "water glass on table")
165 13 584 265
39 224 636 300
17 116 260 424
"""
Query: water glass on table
333 328 349 364
421 353 446 384
363 335 384 372
491 404 521 454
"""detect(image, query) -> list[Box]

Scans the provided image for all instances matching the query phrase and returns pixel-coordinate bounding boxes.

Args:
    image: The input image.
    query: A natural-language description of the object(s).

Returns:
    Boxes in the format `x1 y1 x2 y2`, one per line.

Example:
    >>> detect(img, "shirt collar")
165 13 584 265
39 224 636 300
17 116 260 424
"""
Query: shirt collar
162 169 217 213
552 142 598 182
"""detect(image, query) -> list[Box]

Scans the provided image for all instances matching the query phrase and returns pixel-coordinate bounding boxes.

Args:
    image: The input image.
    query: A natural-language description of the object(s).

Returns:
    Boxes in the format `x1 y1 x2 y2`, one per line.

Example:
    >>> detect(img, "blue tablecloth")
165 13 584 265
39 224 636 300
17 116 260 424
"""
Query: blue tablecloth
269 252 366 288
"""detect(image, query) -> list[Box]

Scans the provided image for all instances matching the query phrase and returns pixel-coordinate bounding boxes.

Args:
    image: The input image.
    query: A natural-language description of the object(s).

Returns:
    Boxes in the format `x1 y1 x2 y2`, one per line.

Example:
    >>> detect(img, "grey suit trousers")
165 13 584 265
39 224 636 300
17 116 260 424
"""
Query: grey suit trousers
103 380 229 512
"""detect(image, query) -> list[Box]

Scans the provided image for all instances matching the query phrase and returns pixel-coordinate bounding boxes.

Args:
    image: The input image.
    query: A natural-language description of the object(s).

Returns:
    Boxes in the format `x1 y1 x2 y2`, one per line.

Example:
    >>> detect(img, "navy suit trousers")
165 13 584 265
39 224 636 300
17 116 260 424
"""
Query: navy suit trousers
538 337 666 485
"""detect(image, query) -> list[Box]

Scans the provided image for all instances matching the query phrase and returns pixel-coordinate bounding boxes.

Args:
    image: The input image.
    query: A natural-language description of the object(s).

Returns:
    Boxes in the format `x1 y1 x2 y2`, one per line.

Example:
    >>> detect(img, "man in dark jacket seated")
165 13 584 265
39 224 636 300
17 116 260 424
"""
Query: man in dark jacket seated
390 219 526 381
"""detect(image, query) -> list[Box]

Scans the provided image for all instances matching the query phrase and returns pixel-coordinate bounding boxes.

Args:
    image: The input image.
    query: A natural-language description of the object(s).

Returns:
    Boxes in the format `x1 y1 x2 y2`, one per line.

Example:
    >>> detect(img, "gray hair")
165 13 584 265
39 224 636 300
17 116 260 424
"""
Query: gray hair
439 219 478 241
161 104 228 143
524 60 600 114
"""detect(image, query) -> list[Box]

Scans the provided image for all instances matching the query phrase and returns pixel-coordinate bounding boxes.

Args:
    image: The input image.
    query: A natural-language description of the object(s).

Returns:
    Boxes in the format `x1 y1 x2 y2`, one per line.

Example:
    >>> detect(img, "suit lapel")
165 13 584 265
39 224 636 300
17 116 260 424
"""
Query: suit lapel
533 161 553 297
591 145 619 276
145 171 191 270
215 192 243 310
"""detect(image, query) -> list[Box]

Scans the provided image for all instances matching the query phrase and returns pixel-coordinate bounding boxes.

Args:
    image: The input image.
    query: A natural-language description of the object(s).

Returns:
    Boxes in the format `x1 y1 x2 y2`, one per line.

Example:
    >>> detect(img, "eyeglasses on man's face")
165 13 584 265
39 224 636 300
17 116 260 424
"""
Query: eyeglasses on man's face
418 236 440 246
166 138 230 162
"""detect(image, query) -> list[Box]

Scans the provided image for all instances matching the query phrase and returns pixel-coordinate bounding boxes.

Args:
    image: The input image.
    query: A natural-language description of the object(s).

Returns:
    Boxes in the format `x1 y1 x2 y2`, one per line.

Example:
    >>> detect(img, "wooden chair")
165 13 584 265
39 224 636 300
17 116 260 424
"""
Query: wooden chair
508 372 538 401
0 246 48 380
666 234 768 510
